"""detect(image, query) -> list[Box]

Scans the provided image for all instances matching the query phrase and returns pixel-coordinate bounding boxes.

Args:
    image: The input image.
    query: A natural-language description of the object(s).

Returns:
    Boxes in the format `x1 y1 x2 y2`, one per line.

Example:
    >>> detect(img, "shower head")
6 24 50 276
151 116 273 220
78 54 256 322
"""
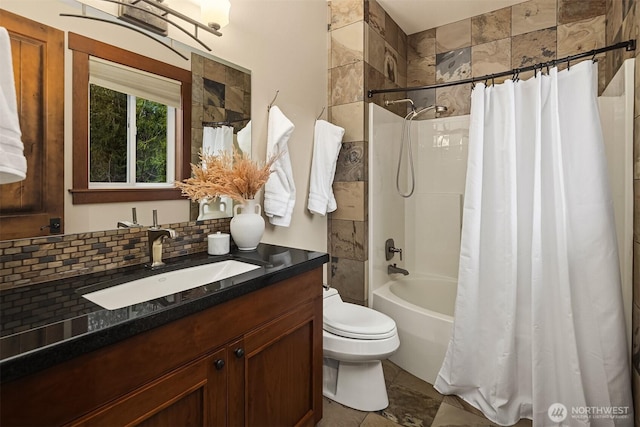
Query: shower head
411 104 448 119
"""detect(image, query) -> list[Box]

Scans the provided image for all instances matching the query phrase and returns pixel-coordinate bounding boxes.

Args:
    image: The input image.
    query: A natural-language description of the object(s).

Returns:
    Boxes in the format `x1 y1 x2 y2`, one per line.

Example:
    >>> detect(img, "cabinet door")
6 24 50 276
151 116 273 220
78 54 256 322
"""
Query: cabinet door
242 301 321 427
69 349 227 427
0 10 65 239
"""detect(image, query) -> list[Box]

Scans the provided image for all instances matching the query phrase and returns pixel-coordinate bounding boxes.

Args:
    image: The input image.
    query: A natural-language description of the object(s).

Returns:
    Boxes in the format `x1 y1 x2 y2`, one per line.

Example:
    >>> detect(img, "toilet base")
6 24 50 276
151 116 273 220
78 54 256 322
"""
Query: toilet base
322 357 389 411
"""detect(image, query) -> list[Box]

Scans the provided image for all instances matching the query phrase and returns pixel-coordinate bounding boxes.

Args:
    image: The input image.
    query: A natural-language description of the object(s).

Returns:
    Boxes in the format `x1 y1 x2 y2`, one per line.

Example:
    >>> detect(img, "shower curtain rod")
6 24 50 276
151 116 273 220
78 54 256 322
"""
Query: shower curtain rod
367 39 636 98
202 117 250 127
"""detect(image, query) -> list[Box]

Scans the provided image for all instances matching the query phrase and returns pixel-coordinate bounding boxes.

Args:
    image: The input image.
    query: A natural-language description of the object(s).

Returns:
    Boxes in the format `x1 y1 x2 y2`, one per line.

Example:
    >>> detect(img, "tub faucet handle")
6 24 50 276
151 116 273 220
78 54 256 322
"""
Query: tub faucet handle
391 247 403 260
385 238 403 261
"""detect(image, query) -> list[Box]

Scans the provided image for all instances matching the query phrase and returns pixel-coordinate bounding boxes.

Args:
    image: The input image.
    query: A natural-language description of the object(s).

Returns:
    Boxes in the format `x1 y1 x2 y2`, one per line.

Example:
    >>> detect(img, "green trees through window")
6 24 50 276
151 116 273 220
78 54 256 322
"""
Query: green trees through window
89 84 170 185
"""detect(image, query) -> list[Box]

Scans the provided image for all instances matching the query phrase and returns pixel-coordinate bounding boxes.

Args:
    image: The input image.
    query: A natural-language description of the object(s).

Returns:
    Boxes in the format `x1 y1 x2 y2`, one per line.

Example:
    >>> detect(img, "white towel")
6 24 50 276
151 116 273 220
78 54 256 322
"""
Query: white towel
264 106 295 227
0 27 27 184
308 120 344 215
237 120 251 154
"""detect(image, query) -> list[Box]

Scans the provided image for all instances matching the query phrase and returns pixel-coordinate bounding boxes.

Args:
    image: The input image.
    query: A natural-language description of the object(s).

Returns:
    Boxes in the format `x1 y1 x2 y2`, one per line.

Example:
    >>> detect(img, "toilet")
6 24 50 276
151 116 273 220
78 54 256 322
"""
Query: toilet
322 287 400 411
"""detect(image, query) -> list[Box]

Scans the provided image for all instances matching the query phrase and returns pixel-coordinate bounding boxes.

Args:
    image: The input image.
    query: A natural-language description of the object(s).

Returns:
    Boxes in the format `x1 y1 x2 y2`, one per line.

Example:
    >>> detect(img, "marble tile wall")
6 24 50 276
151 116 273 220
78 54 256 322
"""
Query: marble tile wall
329 0 407 305
407 0 611 118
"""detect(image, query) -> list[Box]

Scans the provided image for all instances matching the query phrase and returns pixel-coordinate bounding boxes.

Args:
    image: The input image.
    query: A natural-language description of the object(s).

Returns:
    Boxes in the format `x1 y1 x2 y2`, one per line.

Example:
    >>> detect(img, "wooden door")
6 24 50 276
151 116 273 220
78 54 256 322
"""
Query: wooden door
68 349 228 427
0 10 64 240
242 301 320 427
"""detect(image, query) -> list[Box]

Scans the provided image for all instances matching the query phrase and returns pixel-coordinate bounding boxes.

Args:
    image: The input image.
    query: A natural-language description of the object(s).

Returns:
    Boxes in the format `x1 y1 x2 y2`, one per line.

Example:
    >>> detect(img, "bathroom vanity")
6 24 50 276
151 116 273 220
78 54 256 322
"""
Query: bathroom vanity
0 244 327 426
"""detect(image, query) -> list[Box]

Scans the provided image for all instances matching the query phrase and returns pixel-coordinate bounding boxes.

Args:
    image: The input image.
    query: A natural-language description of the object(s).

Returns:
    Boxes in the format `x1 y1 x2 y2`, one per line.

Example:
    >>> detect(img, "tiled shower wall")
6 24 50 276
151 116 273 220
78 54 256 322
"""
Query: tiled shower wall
329 0 640 416
328 0 409 305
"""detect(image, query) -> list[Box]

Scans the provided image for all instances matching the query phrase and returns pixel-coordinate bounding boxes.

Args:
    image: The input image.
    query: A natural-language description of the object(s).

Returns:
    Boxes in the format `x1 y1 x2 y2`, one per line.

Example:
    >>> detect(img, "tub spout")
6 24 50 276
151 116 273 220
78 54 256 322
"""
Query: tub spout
388 263 409 276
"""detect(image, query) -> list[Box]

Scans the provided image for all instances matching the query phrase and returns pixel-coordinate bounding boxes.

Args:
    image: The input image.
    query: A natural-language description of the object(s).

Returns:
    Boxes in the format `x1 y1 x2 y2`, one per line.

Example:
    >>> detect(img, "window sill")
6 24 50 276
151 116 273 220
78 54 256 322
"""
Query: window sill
69 188 185 204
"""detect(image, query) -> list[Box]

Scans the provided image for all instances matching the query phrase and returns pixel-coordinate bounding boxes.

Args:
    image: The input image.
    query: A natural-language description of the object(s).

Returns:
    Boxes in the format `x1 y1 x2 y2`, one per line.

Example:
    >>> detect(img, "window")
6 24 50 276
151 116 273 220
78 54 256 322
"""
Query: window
88 57 177 188
69 33 191 204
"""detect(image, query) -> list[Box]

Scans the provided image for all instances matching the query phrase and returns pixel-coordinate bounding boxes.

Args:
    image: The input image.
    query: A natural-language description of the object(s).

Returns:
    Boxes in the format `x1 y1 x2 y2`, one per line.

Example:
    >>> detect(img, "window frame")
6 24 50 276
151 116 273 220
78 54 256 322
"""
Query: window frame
69 32 191 204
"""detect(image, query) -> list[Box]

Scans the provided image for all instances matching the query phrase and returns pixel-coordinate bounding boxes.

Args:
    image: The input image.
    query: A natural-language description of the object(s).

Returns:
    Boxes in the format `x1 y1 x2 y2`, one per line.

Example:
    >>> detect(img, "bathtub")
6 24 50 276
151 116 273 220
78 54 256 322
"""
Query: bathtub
372 274 456 385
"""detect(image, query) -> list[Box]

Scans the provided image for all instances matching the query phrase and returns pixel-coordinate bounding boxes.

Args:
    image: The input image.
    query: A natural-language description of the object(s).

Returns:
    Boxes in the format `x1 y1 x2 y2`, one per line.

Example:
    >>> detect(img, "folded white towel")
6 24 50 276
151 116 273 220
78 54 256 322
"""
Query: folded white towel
264 106 295 227
0 27 27 184
308 120 345 215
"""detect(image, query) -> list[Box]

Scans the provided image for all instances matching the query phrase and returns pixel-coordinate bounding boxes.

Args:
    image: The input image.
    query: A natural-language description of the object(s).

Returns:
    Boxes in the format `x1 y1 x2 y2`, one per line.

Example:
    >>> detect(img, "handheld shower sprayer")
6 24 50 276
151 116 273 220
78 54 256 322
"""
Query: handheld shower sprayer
391 103 449 198
413 104 448 118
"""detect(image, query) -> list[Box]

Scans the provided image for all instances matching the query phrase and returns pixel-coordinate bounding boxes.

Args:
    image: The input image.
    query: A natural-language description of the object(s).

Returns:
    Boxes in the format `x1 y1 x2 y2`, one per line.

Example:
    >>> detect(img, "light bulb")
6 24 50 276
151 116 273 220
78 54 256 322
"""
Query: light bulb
201 0 230 29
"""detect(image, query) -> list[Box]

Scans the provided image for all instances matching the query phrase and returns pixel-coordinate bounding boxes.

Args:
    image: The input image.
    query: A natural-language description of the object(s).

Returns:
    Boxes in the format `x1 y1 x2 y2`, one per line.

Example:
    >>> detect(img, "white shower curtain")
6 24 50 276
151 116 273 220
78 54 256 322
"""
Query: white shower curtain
199 125 234 219
203 125 233 156
434 61 633 426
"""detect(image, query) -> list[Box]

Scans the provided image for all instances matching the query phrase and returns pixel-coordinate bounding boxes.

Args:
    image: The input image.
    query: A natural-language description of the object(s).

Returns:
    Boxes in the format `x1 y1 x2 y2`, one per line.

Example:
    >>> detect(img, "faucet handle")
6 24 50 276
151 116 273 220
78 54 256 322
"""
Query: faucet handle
388 245 403 260
385 238 403 261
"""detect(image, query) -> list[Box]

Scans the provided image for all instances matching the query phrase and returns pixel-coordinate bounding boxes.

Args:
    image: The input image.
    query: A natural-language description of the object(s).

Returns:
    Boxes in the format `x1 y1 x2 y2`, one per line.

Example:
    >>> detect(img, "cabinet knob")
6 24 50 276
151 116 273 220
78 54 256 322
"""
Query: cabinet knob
234 348 245 358
214 359 225 370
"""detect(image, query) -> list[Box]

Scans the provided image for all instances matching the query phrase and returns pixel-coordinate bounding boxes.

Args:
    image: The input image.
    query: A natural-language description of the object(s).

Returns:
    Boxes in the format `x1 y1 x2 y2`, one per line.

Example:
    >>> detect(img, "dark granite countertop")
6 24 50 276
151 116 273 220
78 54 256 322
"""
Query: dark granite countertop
0 243 328 384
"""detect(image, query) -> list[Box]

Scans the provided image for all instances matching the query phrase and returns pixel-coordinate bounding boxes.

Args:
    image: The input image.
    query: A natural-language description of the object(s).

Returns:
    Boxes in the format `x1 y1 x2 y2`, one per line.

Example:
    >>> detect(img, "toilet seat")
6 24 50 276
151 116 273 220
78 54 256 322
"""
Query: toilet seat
324 303 397 340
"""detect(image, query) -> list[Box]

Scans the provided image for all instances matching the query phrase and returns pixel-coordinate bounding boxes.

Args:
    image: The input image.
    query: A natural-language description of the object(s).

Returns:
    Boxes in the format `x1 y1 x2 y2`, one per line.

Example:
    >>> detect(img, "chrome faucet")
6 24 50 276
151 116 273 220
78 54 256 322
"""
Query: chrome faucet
388 263 409 276
147 210 175 268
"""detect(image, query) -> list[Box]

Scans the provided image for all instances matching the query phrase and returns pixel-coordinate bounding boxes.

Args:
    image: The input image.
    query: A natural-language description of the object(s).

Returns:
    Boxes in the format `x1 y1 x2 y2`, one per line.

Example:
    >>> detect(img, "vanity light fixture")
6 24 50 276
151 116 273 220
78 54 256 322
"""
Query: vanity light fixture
201 0 231 31
61 0 227 60
115 0 225 37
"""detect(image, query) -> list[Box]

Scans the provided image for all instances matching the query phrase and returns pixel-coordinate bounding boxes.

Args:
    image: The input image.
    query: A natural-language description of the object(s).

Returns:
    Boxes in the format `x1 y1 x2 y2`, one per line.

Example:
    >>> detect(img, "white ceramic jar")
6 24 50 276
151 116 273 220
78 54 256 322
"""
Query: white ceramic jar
207 232 230 255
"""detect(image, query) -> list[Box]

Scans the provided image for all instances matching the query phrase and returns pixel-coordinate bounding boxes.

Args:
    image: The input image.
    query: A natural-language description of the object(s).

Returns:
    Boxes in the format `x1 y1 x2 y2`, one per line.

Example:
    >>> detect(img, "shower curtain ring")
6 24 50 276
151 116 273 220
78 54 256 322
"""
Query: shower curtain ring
492 75 495 86
567 59 571 70
591 51 598 62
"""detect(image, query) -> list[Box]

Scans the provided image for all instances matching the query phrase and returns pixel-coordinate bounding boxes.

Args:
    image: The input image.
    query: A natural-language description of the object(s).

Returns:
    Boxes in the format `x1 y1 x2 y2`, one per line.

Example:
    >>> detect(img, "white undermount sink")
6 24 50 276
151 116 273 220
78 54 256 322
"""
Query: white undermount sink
82 260 261 310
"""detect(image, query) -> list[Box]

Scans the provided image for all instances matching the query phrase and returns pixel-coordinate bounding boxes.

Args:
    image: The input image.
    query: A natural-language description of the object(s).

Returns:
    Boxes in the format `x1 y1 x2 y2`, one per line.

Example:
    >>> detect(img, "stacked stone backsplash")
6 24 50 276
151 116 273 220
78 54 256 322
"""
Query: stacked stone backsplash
0 218 231 291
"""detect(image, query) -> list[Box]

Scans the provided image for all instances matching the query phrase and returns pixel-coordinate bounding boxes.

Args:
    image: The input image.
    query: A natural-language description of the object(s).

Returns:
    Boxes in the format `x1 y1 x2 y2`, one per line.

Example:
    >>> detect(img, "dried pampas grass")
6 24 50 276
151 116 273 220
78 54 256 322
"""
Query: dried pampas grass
175 148 278 203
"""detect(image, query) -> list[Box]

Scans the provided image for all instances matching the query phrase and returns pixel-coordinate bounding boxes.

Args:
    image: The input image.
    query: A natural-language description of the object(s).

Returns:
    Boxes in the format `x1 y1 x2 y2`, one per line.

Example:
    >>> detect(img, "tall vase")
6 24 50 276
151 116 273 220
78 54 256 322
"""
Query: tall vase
230 199 265 251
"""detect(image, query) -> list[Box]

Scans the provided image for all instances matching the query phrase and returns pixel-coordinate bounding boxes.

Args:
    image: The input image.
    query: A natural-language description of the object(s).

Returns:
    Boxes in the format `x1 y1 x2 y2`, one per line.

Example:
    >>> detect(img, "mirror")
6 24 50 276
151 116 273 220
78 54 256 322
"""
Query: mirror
0 1 251 241
189 52 252 221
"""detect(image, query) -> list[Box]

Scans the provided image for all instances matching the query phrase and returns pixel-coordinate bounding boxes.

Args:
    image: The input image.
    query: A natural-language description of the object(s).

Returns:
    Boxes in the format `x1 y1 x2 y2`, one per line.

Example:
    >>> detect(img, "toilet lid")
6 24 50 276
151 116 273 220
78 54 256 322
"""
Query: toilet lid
323 303 397 340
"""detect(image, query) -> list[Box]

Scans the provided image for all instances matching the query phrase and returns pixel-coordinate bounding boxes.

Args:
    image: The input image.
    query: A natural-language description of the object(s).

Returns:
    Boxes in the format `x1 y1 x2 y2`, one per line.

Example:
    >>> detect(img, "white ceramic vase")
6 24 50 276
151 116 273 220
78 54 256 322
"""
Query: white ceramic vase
230 199 265 251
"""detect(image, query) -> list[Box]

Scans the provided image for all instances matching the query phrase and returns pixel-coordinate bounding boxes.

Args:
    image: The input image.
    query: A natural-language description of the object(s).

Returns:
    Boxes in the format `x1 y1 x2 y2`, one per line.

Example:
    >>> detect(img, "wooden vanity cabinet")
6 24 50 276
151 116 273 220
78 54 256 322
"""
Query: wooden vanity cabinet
69 348 228 427
0 268 323 427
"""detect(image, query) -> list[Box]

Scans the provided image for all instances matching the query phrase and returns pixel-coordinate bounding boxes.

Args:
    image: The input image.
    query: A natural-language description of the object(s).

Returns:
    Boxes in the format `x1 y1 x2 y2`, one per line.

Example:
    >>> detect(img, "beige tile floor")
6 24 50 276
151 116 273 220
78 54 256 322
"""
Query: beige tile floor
318 360 533 427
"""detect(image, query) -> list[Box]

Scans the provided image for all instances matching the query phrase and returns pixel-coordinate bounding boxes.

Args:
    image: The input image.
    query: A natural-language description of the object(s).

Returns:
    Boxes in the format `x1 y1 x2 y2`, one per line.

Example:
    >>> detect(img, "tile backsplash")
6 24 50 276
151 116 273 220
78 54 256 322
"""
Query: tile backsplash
0 218 231 291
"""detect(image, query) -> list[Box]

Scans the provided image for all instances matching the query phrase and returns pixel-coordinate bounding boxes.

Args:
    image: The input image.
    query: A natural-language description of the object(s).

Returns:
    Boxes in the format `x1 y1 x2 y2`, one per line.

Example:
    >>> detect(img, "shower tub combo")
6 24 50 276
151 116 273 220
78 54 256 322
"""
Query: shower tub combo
368 103 469 385
373 274 456 384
